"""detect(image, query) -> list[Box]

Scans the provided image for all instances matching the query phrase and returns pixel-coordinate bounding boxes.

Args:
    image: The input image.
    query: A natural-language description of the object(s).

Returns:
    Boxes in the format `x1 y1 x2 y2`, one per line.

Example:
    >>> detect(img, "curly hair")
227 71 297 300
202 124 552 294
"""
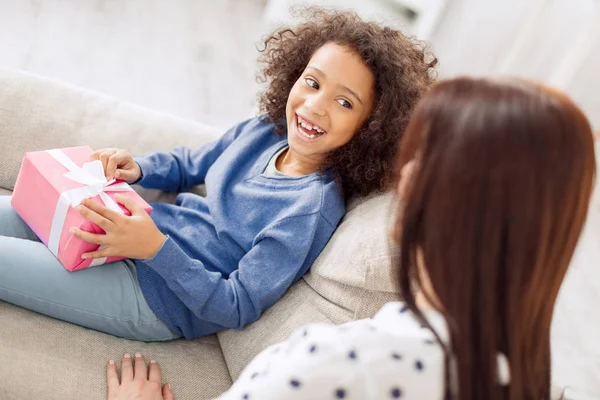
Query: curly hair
257 7 437 197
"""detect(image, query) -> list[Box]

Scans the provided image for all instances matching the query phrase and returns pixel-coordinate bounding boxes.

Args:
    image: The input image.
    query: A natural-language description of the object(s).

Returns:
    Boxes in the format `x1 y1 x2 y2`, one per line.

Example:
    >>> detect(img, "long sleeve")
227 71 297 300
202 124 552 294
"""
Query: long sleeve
219 303 446 400
141 212 326 332
134 118 253 192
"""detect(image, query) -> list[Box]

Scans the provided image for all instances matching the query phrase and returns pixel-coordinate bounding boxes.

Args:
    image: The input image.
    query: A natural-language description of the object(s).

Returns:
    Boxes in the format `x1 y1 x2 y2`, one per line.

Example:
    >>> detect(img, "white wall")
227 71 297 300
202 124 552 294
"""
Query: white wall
429 0 600 128
0 0 265 128
266 0 600 129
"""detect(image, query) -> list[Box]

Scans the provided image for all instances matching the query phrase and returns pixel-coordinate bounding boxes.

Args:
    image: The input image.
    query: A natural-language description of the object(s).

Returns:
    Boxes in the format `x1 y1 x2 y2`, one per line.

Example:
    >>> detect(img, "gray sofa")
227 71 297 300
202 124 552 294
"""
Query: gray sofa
0 68 401 400
1 68 583 400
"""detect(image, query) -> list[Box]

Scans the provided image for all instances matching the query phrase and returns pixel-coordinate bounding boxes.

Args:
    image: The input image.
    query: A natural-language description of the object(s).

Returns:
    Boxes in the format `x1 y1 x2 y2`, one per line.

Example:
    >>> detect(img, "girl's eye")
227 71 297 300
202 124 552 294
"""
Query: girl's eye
305 78 319 89
337 99 353 109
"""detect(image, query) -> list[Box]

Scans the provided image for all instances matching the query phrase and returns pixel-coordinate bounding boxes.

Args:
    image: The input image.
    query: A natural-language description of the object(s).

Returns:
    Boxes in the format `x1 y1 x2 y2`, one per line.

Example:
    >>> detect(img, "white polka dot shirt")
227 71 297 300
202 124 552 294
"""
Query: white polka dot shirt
219 302 448 400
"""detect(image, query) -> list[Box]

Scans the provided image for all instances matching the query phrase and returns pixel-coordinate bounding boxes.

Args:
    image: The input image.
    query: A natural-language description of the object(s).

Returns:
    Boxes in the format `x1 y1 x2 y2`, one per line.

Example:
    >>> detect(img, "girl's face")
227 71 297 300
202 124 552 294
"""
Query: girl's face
285 42 375 165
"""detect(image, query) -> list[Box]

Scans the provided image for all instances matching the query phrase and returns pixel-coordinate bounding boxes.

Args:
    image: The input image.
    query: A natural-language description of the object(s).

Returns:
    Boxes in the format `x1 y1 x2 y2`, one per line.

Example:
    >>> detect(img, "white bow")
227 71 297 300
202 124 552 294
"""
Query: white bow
47 149 134 267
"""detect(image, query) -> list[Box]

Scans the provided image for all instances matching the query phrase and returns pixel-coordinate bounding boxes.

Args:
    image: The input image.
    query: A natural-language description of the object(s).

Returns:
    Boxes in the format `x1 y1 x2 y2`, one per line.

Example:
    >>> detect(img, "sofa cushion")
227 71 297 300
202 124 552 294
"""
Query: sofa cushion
218 191 402 379
0 67 587 399
0 67 222 193
0 69 404 384
0 301 232 400
0 69 232 400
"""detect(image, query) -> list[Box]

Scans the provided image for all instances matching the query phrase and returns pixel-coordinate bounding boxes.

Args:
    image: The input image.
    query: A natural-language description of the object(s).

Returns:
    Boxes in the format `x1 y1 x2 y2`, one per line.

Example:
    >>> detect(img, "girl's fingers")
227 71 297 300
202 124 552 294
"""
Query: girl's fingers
134 353 147 381
148 359 162 384
70 228 108 246
106 360 120 398
98 150 119 176
114 194 144 216
91 148 116 161
106 151 130 181
81 246 113 260
120 353 134 382
115 168 138 182
81 199 123 222
106 152 122 180
163 383 175 400
76 205 114 231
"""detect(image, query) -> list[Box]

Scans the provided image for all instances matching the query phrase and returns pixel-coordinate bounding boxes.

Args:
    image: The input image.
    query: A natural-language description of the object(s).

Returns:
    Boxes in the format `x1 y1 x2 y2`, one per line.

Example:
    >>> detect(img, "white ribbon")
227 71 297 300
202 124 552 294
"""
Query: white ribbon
47 149 134 267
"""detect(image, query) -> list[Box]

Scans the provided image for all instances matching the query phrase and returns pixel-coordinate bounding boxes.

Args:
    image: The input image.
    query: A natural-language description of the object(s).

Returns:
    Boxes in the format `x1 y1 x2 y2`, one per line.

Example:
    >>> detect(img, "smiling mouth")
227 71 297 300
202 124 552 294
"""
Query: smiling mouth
296 114 327 139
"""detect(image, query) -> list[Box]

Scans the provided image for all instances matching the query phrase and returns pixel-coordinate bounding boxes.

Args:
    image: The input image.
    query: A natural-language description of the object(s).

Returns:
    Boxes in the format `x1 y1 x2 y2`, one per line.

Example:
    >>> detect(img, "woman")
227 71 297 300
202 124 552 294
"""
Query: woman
105 77 596 399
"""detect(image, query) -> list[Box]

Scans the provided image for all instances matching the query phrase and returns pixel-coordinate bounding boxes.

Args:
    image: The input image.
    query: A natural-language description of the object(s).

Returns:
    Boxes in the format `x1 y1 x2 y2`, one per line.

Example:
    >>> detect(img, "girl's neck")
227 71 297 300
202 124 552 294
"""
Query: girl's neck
276 148 323 176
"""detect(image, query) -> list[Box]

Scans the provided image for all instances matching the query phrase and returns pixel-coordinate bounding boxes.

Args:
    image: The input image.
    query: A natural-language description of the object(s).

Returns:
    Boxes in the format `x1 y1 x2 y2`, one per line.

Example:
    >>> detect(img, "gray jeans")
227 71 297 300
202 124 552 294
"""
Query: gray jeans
0 196 180 342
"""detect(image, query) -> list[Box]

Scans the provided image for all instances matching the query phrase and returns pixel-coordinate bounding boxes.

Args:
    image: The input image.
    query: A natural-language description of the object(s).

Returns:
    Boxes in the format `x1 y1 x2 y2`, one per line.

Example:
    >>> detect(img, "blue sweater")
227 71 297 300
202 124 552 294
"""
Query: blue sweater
134 116 346 339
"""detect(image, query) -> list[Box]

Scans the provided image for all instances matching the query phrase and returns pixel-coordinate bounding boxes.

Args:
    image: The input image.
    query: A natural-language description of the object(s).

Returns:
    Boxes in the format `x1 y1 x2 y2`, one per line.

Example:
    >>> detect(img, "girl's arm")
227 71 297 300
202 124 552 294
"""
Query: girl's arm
141 212 332 333
133 118 254 193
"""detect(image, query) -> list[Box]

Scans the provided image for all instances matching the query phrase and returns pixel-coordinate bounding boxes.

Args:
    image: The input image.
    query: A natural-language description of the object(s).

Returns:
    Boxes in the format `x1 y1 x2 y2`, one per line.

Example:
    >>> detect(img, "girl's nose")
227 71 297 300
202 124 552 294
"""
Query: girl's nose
305 95 327 117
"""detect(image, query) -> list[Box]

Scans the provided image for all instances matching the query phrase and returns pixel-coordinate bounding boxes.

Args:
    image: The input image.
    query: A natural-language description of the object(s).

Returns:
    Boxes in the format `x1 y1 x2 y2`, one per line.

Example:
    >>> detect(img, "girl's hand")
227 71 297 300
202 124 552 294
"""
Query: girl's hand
107 353 174 400
92 148 142 183
71 194 167 260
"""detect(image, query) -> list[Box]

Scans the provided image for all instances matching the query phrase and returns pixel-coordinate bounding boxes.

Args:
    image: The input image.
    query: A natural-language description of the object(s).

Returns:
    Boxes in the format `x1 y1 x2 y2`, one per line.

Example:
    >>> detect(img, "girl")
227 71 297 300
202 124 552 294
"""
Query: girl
0 8 436 341
106 77 596 399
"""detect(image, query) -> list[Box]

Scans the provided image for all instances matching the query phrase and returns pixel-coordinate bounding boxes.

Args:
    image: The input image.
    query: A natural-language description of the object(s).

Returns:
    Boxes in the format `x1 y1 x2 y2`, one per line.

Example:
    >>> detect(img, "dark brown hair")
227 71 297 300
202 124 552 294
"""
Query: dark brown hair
396 78 596 400
257 7 437 197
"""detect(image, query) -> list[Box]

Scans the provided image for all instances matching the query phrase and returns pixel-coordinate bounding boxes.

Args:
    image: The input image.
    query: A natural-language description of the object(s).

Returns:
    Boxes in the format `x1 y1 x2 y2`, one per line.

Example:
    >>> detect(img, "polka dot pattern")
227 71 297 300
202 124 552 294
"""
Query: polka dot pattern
415 360 424 371
222 302 448 400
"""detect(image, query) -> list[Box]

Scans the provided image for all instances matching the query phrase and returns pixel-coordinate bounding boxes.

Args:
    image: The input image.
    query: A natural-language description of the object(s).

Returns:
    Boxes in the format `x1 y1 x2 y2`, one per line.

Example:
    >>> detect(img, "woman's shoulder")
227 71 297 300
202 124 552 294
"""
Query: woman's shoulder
232 303 446 399
372 302 449 339
302 303 446 397
294 302 448 354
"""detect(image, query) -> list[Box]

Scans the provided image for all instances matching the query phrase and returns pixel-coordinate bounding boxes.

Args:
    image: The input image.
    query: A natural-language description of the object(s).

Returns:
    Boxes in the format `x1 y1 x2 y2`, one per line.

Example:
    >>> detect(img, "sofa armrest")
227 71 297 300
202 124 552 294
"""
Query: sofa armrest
0 67 223 192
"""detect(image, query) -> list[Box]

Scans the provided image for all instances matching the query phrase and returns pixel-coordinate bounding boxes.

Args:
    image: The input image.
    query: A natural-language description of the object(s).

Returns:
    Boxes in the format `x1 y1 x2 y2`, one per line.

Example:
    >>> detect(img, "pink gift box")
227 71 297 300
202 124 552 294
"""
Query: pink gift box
11 145 152 271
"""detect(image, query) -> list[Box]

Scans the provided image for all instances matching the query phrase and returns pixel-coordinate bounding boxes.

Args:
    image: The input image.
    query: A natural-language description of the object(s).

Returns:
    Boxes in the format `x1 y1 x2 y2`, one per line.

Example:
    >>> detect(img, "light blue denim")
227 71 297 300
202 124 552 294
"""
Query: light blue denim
0 196 180 342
